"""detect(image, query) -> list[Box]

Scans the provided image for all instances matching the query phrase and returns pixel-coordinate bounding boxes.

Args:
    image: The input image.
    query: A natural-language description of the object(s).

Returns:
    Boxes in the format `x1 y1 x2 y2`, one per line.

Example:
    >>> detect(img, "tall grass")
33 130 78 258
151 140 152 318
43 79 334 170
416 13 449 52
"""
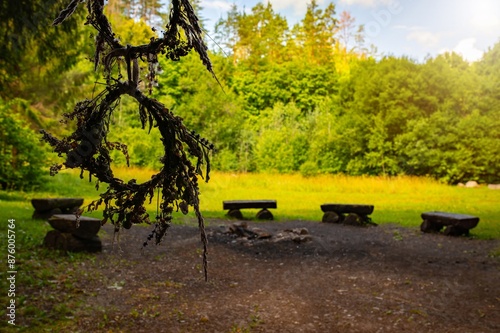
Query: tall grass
2 167 499 239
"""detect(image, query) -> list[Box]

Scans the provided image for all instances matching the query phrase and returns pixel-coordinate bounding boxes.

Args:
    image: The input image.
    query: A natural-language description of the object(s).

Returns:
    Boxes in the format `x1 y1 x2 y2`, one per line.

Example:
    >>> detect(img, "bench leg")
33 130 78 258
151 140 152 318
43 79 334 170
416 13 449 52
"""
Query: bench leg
227 209 243 219
322 211 340 223
343 213 363 226
256 209 273 220
444 225 469 236
420 220 442 233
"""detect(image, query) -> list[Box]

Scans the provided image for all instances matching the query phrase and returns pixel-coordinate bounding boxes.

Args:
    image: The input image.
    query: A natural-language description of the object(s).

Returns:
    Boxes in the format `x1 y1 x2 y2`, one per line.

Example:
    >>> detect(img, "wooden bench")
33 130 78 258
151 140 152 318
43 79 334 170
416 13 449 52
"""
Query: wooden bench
321 204 376 226
420 211 479 236
44 214 102 252
223 200 277 220
31 198 84 220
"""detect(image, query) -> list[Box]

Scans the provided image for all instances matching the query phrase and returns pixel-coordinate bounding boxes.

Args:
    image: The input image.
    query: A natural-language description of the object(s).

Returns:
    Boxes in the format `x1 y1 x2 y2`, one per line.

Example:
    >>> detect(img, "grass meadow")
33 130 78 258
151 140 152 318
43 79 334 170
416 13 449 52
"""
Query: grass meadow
1 167 499 239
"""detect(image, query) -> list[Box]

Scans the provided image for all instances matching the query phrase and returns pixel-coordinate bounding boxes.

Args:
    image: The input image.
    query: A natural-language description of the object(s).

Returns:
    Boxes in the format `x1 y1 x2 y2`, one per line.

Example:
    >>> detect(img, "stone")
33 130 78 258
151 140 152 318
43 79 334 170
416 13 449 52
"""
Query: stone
251 227 272 239
48 214 102 240
284 228 309 235
488 184 500 190
43 230 102 252
465 181 479 188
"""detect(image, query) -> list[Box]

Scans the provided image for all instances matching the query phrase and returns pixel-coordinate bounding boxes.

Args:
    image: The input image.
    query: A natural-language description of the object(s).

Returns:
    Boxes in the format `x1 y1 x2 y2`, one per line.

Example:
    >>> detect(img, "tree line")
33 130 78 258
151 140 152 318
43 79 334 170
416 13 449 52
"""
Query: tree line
1 0 499 189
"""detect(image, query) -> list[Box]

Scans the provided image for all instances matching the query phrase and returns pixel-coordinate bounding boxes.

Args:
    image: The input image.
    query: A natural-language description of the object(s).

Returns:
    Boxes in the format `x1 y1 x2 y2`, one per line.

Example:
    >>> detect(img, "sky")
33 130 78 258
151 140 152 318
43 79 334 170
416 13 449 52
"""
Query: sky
199 0 500 62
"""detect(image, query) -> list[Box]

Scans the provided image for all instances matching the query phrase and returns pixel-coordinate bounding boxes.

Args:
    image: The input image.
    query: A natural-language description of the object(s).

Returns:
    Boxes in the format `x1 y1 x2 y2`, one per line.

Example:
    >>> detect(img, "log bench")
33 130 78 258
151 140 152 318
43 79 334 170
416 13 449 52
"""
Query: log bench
43 214 102 252
223 200 277 220
321 203 376 226
31 198 84 220
420 211 479 236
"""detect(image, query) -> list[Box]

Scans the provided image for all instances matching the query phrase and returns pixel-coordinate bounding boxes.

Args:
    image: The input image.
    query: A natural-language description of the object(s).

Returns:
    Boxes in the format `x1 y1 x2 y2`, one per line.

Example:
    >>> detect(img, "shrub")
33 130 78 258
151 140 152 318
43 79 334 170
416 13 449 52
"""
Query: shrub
0 98 46 189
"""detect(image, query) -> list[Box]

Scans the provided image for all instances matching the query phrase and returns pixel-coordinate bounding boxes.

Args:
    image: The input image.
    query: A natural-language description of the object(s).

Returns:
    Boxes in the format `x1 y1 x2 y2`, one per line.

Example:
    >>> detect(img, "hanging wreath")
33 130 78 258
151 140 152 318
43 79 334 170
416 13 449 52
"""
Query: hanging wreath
41 0 216 280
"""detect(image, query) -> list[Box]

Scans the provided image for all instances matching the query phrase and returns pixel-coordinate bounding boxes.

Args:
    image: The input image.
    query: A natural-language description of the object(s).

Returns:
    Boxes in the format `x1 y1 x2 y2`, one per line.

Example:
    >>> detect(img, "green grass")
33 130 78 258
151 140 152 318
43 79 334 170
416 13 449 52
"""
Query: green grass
195 172 500 239
1 168 500 239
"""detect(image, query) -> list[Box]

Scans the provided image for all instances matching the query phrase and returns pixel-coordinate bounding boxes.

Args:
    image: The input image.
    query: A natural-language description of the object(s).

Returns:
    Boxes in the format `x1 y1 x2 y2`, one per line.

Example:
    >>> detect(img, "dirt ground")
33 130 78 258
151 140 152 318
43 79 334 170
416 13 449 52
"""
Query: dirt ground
37 218 500 332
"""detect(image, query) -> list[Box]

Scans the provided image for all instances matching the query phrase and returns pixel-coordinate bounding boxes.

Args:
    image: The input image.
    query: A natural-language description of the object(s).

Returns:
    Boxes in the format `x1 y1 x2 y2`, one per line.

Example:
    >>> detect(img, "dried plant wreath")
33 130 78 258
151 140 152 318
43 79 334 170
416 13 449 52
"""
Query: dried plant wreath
41 0 216 280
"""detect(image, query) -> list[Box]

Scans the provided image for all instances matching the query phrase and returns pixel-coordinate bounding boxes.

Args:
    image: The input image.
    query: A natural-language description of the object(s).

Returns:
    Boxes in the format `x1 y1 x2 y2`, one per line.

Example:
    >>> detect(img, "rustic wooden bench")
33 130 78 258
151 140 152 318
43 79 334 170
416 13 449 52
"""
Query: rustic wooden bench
223 200 277 220
31 198 84 219
321 203 376 226
420 211 479 236
44 214 102 252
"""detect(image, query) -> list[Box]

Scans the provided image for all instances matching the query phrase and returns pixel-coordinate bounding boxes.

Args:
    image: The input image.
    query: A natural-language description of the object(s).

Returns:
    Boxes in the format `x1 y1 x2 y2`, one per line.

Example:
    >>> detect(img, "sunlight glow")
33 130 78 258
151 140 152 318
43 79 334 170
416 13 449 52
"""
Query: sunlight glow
467 0 500 30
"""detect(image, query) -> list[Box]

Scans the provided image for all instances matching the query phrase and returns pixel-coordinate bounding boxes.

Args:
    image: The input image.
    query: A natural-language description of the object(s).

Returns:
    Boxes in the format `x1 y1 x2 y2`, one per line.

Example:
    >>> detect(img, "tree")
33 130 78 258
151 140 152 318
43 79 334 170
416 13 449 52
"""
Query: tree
0 0 87 100
292 0 337 65
0 99 46 189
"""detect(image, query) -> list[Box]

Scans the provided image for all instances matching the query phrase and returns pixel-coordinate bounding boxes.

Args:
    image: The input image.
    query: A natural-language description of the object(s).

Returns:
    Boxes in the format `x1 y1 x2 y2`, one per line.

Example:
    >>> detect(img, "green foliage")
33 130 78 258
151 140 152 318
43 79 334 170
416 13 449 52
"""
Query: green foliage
0 99 46 190
5 0 500 185
253 103 309 172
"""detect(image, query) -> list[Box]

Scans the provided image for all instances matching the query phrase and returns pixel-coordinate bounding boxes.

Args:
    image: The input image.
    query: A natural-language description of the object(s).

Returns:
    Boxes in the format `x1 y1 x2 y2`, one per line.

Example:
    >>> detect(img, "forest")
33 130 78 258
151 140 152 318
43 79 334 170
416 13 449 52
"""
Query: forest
1 0 500 190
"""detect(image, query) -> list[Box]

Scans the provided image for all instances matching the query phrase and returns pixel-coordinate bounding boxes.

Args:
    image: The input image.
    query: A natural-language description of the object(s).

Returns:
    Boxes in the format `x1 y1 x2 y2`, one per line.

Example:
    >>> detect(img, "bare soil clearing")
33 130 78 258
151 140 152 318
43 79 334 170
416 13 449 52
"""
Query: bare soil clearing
24 219 500 332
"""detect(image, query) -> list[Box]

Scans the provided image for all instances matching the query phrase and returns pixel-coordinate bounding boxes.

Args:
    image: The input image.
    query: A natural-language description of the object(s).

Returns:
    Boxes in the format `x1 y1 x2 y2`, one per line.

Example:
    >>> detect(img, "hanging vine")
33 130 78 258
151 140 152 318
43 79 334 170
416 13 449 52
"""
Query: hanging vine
42 0 215 280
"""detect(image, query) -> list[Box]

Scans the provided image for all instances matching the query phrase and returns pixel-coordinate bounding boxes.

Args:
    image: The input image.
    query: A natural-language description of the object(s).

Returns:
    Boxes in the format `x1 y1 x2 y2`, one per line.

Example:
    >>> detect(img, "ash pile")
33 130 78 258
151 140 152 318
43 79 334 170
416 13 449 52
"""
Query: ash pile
209 222 312 247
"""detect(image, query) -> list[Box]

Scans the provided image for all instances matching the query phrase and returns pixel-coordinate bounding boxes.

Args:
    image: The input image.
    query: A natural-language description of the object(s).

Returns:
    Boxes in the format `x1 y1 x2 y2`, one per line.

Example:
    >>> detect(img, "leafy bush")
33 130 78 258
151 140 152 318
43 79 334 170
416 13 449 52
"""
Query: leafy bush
0 98 46 189
299 161 319 177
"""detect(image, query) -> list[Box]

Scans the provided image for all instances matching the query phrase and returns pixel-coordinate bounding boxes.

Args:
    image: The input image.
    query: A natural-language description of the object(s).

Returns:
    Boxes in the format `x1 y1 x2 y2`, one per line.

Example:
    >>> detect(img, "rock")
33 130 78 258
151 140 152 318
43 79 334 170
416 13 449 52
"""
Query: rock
488 184 500 190
291 233 312 243
251 227 272 239
457 183 465 187
43 230 102 252
465 181 479 188
48 214 102 240
284 228 309 235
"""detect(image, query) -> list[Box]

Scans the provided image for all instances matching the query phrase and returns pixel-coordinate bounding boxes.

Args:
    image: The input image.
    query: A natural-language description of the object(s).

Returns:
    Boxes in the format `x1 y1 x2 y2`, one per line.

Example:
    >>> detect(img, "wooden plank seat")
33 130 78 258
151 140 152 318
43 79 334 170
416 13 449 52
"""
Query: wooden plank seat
31 198 84 220
44 214 102 252
321 203 376 226
420 211 479 236
223 200 277 220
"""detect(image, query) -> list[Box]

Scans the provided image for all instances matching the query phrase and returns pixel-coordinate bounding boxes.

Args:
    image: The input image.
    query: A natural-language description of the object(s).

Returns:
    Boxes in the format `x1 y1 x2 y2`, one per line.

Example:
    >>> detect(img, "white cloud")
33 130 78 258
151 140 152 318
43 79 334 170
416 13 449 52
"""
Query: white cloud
471 12 500 31
467 0 500 32
202 0 233 11
406 30 440 48
452 38 484 62
339 0 395 7
267 0 325 15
